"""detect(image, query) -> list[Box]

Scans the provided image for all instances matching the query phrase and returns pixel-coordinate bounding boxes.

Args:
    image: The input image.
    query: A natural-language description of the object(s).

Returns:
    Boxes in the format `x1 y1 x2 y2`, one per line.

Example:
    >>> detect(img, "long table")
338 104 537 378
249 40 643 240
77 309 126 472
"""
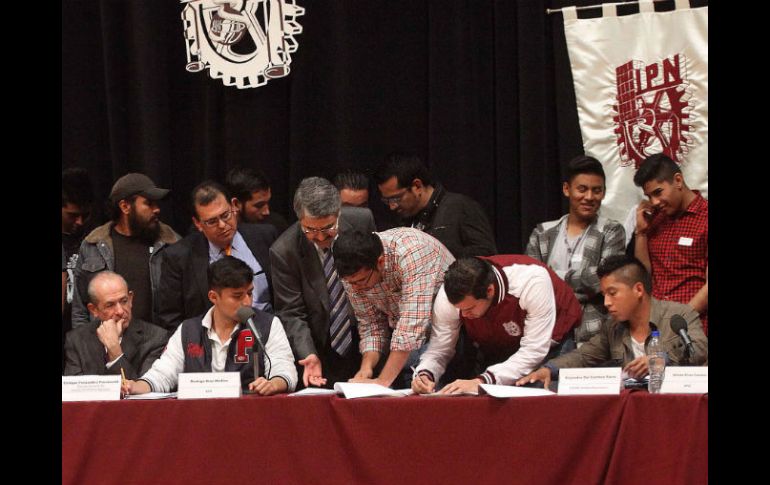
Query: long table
62 390 707 485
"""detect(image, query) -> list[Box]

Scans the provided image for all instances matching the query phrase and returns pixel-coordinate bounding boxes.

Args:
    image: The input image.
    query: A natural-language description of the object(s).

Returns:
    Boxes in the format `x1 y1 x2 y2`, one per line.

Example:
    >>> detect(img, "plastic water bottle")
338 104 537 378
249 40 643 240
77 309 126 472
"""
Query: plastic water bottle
647 330 666 394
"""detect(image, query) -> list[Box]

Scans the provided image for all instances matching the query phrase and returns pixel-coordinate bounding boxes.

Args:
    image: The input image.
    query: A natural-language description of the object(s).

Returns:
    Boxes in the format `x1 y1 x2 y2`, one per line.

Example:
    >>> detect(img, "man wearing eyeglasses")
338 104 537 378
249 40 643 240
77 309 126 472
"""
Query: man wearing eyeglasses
332 228 455 389
157 181 278 333
270 177 376 388
71 173 180 329
373 153 497 259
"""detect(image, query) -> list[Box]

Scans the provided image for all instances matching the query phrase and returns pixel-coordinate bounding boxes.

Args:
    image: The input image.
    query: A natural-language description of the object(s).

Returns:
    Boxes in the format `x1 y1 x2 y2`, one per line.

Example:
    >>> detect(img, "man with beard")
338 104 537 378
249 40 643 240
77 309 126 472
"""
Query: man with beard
71 173 180 328
225 166 289 235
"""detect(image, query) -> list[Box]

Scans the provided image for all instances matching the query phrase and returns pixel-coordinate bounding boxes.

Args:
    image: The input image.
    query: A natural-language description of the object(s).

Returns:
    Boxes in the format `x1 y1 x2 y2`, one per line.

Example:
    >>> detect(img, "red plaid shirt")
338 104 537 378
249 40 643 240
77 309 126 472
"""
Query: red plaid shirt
344 228 455 353
647 190 708 333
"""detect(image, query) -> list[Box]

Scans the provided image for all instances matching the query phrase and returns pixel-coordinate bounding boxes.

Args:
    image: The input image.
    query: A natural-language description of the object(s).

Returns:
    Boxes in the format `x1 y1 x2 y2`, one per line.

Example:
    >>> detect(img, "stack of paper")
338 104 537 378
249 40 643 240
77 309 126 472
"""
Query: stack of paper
478 384 555 398
289 387 337 397
125 392 177 400
333 382 413 399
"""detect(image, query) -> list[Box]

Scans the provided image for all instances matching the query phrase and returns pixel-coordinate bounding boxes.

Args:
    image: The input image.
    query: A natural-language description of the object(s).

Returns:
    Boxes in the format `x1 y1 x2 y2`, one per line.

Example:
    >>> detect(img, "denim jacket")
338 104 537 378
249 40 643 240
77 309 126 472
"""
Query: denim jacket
71 221 180 327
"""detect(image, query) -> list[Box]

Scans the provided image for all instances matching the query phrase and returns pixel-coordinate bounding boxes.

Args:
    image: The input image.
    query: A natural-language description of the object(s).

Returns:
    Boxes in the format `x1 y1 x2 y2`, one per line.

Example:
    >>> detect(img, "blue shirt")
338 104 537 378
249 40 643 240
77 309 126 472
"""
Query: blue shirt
207 231 272 312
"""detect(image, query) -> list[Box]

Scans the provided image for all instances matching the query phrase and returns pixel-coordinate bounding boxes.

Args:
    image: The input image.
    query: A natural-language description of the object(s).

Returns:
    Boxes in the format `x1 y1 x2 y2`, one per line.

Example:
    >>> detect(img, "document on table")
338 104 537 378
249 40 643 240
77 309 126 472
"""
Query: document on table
125 392 177 400
420 390 478 397
478 384 555 398
333 382 413 399
290 387 338 397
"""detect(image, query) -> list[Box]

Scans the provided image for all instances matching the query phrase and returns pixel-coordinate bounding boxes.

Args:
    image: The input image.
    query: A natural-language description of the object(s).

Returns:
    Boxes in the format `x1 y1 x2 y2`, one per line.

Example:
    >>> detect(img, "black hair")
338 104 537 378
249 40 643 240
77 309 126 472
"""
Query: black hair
565 155 605 183
225 167 271 203
208 256 255 291
373 153 433 188
597 254 652 293
333 169 369 191
443 258 496 304
191 180 230 219
331 230 383 277
633 153 681 187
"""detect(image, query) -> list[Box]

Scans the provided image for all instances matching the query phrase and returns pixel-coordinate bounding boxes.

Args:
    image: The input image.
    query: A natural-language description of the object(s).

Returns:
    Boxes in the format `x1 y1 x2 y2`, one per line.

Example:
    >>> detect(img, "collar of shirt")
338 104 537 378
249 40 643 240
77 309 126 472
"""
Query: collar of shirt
682 190 706 216
201 306 241 372
207 231 245 261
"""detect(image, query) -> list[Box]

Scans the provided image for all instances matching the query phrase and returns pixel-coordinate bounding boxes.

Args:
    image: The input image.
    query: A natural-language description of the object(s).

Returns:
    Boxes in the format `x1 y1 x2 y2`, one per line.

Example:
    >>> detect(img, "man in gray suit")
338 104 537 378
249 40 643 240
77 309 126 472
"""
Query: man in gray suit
64 271 169 378
270 177 376 388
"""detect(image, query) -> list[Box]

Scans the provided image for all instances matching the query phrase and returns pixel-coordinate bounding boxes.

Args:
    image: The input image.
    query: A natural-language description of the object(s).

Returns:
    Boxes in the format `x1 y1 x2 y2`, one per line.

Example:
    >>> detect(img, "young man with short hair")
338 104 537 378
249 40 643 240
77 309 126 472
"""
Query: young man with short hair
124 256 297 395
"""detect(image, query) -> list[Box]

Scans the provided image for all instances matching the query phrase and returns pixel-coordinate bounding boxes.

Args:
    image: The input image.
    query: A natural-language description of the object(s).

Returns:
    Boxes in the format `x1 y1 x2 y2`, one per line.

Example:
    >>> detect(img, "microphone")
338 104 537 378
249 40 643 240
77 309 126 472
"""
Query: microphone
670 315 695 358
236 306 266 352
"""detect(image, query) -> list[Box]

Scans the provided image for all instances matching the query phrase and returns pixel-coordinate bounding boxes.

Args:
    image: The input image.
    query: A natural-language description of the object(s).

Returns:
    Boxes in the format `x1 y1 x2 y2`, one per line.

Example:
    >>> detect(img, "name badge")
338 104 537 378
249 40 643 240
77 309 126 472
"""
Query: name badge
678 237 693 246
178 372 242 400
558 367 622 395
62 375 121 402
660 366 708 394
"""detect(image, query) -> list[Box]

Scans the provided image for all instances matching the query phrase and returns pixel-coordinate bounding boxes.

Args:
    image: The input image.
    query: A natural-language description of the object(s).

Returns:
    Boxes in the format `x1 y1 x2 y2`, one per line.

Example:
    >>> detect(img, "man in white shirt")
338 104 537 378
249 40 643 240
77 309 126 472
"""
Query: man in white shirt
124 256 297 395
411 255 582 395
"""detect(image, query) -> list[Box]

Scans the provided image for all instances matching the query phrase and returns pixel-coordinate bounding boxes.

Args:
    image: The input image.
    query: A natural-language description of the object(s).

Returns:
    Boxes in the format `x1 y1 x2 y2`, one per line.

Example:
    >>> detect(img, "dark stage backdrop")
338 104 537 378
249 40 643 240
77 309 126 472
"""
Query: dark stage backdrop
62 0 704 251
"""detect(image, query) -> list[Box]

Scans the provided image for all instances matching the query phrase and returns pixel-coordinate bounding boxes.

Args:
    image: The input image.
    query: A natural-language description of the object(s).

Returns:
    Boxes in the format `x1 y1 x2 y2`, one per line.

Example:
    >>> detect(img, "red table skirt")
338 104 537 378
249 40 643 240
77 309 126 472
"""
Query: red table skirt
62 390 707 485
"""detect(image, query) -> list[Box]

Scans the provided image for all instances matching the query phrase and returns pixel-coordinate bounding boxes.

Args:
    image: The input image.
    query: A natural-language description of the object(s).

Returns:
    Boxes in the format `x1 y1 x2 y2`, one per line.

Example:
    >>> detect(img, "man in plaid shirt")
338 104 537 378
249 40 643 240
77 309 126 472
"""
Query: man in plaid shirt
332 228 455 388
633 154 708 334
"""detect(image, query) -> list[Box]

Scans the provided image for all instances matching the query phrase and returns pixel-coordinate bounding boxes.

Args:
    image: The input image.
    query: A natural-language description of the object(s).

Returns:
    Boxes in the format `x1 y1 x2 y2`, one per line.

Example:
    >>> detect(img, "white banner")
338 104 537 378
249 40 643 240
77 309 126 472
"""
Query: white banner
563 1 708 224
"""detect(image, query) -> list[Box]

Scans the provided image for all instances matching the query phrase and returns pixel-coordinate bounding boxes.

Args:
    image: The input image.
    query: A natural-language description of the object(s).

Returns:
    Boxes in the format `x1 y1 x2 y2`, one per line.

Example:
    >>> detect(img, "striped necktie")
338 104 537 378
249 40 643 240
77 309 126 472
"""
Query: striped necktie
323 249 352 356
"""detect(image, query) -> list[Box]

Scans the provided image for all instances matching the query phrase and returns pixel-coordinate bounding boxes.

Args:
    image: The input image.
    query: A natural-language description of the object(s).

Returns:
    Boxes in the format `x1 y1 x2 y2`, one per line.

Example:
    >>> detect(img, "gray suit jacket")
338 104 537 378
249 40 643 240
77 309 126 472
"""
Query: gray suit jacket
63 318 169 379
270 207 376 377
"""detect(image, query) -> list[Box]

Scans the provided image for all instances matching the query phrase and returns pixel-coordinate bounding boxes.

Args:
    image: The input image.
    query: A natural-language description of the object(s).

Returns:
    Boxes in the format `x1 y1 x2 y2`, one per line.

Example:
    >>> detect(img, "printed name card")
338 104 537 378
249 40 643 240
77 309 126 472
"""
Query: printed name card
660 367 708 394
62 375 121 402
558 368 622 395
178 372 242 400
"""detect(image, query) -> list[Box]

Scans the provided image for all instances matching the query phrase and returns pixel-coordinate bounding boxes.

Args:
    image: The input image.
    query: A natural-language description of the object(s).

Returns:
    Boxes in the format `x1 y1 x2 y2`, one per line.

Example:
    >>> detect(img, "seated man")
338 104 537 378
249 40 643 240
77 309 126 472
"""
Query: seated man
64 271 169 379
526 155 626 345
516 255 707 390
333 228 455 388
411 255 582 395
124 257 297 396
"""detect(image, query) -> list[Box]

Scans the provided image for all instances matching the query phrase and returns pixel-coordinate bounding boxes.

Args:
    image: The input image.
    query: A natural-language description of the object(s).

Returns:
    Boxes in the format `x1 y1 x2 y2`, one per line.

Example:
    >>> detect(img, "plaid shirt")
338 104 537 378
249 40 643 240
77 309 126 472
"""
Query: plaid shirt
526 214 626 343
647 191 708 331
343 228 455 353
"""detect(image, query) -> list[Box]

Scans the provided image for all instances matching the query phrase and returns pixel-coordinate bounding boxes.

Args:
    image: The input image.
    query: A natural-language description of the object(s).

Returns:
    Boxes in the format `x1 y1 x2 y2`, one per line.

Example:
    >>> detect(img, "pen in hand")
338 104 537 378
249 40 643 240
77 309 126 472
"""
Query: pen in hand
120 367 128 399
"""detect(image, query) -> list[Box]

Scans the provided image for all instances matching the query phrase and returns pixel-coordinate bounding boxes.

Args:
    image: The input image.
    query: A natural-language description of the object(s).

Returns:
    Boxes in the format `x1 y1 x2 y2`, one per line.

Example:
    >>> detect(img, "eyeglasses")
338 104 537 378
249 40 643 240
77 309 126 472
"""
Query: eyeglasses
344 267 375 288
301 220 339 235
200 209 237 228
380 189 409 206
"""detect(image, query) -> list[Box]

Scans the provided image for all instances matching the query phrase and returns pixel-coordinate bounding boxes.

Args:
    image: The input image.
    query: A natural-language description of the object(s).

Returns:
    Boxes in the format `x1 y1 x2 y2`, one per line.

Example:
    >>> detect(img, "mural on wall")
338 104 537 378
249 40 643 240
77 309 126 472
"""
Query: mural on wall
181 0 305 89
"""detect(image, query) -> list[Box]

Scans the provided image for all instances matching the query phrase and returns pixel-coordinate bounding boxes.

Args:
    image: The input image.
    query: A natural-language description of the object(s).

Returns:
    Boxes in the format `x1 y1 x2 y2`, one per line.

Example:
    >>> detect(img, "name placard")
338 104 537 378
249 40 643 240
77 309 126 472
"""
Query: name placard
558 368 622 395
62 375 121 402
660 366 708 394
177 372 242 400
